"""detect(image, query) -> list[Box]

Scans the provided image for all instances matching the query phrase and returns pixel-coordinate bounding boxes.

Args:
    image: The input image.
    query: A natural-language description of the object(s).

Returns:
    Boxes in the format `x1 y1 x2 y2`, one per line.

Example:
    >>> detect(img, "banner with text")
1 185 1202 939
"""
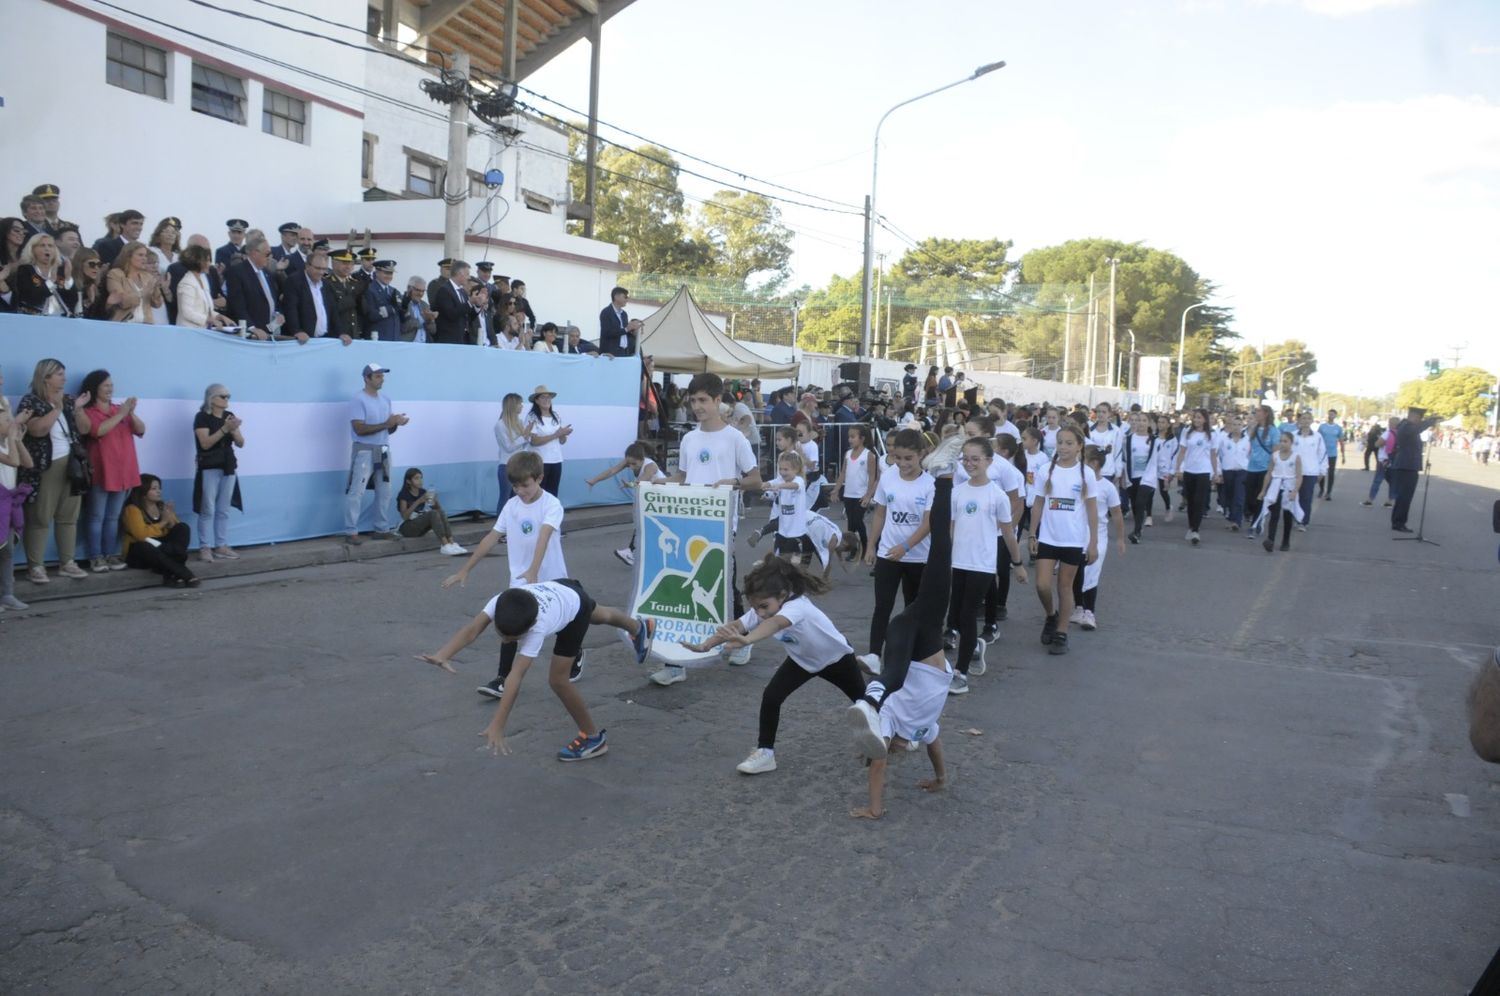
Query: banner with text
629 482 733 664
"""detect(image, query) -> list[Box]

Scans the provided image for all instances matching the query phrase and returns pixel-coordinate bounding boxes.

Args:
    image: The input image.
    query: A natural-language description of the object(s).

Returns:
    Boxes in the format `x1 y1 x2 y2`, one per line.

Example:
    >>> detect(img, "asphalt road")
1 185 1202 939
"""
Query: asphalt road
3 448 1499 995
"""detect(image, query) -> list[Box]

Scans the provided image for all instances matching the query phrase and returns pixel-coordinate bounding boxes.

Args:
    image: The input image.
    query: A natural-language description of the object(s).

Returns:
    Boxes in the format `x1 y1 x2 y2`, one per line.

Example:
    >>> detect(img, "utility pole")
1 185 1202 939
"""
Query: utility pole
873 252 886 350
583 13 602 238
1062 294 1074 384
884 288 892 358
443 51 470 263
1085 273 1096 386
1105 257 1119 388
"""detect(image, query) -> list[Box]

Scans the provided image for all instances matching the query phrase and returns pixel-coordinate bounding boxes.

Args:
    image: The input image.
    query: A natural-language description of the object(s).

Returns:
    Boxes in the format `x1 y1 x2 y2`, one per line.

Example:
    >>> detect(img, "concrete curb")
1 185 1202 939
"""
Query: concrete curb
11 505 634 606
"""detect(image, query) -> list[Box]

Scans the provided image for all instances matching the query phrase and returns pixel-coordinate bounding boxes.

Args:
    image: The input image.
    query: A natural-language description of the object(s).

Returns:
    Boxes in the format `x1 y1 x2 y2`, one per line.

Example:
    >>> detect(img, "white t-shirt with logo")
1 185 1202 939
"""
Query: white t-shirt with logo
482 581 580 659
680 423 757 529
494 490 567 583
874 466 935 563
1155 435 1179 479
1218 434 1250 472
1036 461 1098 549
952 479 1012 574
774 477 809 538
1089 424 1123 477
1041 425 1059 458
955 453 1024 498
1177 430 1217 474
1293 432 1327 478
806 512 842 570
878 659 950 745
1022 449 1052 504
736 594 851 674
1095 476 1121 532
524 412 564 463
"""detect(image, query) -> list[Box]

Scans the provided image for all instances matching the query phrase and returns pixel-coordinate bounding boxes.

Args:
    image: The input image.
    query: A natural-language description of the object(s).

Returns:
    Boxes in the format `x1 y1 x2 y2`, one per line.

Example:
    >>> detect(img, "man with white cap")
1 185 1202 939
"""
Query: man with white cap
345 363 409 545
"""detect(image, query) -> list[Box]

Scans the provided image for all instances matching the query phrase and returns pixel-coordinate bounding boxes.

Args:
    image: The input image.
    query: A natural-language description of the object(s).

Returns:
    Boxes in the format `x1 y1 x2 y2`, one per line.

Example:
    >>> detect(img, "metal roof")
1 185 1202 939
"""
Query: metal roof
409 0 637 80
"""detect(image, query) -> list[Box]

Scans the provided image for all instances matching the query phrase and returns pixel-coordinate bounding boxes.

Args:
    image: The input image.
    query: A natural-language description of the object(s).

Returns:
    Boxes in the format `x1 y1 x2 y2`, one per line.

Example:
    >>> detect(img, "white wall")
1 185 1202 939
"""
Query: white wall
3 0 366 246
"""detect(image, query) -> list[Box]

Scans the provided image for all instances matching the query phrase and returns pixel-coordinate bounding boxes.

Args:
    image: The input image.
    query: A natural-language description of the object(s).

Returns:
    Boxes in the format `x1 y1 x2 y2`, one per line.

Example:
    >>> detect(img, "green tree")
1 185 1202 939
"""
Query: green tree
693 191 794 293
895 238 1013 284
566 138 709 274
795 271 863 354
1395 366 1497 422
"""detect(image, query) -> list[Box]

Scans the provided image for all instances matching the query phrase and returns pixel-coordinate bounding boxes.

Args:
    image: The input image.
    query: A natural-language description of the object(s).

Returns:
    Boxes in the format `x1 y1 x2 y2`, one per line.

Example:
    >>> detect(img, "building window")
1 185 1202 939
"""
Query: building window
106 32 168 100
362 134 377 188
406 155 442 198
264 89 307 143
191 63 246 124
521 188 555 214
470 172 492 199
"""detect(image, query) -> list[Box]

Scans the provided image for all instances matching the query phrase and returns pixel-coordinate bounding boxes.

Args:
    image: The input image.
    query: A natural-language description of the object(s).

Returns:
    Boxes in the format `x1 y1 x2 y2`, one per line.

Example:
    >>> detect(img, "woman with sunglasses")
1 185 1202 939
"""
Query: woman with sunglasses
193 383 244 562
146 217 180 326
0 217 28 311
12 234 78 316
71 249 107 319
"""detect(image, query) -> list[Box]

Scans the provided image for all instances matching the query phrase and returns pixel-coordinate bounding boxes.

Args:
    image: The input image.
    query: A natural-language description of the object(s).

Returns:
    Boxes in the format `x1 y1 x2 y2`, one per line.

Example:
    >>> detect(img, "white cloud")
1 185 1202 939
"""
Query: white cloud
1472 43 1500 56
1258 0 1421 15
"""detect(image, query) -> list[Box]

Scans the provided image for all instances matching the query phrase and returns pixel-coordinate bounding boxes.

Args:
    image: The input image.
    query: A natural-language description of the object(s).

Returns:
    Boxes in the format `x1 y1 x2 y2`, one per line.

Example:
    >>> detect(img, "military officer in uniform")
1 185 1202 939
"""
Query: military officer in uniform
32 184 73 234
326 248 366 340
270 222 306 276
216 219 249 269
363 259 402 342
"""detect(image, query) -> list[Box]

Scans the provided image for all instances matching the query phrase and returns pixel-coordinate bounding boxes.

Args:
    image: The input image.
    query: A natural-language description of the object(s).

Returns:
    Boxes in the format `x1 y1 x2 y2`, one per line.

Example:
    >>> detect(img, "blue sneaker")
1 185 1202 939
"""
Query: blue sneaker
558 728 608 762
629 616 655 664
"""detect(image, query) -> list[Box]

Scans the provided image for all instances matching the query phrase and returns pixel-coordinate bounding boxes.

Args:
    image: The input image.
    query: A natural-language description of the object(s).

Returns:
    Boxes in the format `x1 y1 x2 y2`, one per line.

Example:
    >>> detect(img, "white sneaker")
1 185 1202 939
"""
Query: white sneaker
949 672 970 695
736 748 777 775
614 547 635 566
439 542 467 556
922 433 965 476
725 643 752 666
1070 606 1085 624
846 700 888 759
1190 531 1200 545
1145 515 1153 527
1296 524 1307 532
970 640 987 676
857 652 882 675
1081 610 1097 631
650 665 686 686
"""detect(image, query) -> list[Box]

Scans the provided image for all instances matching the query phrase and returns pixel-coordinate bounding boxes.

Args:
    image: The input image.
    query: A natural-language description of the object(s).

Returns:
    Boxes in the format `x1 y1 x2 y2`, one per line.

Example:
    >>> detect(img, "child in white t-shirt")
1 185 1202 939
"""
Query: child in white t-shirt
684 557 867 775
443 451 570 697
796 421 826 513
585 440 665 568
1028 425 1099 656
418 579 654 762
749 426 799 547
1072 445 1126 632
657 373 763 685
763 450 814 565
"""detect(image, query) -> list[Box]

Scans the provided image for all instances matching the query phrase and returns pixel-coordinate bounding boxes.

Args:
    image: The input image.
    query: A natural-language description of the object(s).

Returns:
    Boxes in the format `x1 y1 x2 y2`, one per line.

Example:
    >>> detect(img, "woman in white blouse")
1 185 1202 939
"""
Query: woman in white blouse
174 245 233 329
145 217 180 326
530 322 559 353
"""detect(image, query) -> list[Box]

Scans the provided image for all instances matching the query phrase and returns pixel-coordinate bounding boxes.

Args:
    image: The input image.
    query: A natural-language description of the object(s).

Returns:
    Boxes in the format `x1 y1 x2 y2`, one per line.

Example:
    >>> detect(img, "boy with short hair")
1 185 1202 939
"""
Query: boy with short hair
443 451 570 698
657 372 763 686
419 581 654 761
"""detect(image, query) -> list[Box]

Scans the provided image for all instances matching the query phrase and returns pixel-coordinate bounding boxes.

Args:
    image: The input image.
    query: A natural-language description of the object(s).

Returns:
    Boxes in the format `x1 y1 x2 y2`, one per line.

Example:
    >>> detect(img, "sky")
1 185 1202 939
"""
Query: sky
526 0 1500 395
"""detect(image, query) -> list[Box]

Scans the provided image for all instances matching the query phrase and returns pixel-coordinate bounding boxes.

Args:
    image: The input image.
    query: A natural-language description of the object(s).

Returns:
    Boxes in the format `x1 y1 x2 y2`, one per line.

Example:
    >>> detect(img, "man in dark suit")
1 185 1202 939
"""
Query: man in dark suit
1388 406 1432 532
216 219 249 269
19 194 55 239
92 209 143 266
281 251 350 345
598 285 642 357
469 282 496 346
363 260 403 342
429 259 475 344
223 235 282 338
561 325 598 355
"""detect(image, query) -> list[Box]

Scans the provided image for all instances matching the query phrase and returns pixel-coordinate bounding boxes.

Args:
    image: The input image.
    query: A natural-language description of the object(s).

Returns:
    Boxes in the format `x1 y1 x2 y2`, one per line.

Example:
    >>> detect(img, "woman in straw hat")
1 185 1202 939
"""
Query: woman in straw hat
525 385 572 498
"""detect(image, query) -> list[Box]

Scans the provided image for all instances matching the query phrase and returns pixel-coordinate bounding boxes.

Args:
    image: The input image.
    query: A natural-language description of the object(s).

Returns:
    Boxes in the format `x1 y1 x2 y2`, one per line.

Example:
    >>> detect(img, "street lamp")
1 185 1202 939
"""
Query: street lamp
860 61 1006 358
1176 301 1210 401
1277 360 1310 402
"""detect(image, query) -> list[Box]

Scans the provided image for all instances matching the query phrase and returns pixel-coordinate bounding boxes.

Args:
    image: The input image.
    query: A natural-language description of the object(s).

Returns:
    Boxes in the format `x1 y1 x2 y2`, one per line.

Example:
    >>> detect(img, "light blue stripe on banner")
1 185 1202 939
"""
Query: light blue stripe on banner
0 315 639 405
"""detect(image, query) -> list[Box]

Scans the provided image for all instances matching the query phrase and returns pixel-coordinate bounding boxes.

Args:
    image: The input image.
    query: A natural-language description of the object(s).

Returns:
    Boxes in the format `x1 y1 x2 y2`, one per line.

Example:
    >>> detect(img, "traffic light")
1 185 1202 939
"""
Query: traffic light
1425 358 1441 377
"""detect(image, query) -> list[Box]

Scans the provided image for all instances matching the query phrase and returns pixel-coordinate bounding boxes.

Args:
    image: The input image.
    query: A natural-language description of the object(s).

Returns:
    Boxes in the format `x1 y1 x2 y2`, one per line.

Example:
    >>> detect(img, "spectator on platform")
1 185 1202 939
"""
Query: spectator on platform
105 241 164 323
71 248 105 319
344 363 408 545
78 368 144 572
494 392 529 514
18 358 90 583
193 383 243 562
509 278 537 330
363 260 402 342
525 385 571 498
270 222 305 276
598 285 642 357
166 235 219 324
93 209 142 266
20 194 52 239
120 474 197 586
224 235 279 338
562 325 598 355
34 184 72 234
325 249 366 341
397 468 466 556
174 245 234 330
216 219 249 269
0 217 26 309
13 233 78 317
531 321 559 353
498 297 528 349
400 276 434 342
283 251 351 345
469 282 495 346
430 260 473 345
54 226 82 259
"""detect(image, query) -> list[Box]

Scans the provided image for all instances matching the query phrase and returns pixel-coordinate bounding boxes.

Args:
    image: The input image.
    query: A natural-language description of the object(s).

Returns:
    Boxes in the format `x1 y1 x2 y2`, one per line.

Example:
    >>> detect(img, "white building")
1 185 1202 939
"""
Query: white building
4 0 634 325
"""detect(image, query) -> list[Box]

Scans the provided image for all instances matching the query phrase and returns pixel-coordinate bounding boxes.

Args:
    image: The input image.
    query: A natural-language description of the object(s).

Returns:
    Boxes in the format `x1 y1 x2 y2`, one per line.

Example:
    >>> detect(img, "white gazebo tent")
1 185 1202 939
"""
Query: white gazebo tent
638 285 799 378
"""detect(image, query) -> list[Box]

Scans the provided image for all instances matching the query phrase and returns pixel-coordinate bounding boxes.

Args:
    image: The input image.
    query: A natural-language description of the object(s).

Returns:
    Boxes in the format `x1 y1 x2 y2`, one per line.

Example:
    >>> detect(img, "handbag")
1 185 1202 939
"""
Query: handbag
62 407 92 495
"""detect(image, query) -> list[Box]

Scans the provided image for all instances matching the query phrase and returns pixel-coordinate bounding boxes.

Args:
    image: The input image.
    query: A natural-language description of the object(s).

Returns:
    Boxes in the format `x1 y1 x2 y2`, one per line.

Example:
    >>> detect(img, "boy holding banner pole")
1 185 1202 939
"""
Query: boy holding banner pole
654 373 763 687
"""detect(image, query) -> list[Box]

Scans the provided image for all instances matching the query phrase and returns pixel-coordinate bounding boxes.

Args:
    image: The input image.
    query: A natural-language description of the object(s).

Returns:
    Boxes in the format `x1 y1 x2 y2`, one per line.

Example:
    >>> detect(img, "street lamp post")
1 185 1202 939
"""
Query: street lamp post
860 61 1005 358
1123 328 1136 391
1277 360 1310 401
1105 257 1119 387
1176 301 1210 401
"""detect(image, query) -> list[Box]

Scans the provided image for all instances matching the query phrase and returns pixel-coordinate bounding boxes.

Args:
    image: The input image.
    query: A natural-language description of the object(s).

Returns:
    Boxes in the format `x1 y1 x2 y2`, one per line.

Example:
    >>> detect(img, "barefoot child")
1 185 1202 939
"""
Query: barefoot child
418 581 654 761
443 451 570 698
585 441 665 567
683 558 867 775
844 433 964 819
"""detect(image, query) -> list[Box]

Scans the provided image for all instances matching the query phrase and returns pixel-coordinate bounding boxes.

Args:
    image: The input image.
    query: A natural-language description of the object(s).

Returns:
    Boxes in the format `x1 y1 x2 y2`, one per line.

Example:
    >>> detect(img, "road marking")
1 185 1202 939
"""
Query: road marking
1231 553 1287 651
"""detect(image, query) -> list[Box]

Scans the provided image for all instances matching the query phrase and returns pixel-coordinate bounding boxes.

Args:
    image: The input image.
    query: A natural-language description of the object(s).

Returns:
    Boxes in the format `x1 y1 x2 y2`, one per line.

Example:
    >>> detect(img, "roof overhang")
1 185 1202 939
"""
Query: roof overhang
411 0 637 80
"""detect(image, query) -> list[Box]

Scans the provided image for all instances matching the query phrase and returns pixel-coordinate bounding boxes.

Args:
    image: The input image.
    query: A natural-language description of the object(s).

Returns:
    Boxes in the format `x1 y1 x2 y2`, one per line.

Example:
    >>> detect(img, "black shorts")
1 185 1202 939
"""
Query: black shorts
1034 541 1084 567
551 579 596 660
774 534 816 557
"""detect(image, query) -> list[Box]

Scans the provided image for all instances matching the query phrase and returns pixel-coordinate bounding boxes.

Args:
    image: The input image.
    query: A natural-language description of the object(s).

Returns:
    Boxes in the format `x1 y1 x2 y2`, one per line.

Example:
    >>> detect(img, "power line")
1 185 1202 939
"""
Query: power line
179 0 442 67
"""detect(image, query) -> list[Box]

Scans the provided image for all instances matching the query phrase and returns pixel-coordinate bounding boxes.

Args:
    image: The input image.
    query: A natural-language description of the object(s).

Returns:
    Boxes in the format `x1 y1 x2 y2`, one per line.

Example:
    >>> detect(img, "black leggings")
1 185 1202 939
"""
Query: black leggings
1264 494 1295 546
124 523 195 583
758 654 866 748
842 497 868 555
947 567 993 675
870 477 953 706
541 462 562 497
1182 472 1211 530
869 558 923 656
1158 482 1172 512
1244 470 1267 525
1128 479 1154 535
1070 562 1099 612
1319 459 1336 497
984 537 1009 624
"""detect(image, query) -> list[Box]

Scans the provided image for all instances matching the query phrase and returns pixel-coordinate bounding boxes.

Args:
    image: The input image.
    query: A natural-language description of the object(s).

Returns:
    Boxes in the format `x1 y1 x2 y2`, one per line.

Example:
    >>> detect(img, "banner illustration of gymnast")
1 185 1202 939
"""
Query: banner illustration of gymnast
630 482 733 665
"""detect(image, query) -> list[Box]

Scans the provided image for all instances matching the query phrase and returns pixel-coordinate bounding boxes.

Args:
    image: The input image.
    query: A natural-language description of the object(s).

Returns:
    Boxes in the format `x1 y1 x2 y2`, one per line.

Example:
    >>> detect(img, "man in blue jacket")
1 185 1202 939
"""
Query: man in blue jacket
363 260 403 342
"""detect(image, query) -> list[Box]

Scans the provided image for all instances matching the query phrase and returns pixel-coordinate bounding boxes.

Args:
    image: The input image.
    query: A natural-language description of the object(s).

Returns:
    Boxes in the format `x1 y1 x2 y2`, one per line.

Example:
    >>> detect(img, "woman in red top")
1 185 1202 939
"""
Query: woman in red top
78 369 144 571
